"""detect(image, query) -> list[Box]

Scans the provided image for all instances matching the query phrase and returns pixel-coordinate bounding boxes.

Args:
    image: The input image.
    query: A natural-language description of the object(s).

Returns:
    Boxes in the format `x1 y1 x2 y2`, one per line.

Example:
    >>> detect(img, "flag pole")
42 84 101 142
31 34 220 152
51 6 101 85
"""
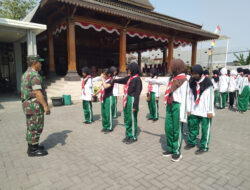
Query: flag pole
225 39 230 68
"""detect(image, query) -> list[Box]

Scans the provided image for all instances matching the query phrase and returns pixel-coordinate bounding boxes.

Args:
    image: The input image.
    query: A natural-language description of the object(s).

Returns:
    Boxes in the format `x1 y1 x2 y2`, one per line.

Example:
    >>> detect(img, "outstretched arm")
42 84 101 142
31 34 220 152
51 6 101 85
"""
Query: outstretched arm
145 77 170 86
113 76 129 85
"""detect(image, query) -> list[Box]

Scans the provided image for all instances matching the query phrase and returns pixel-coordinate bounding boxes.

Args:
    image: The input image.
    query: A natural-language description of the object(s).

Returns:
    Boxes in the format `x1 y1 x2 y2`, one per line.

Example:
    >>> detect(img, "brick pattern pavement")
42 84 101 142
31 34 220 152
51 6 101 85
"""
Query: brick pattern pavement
0 97 250 190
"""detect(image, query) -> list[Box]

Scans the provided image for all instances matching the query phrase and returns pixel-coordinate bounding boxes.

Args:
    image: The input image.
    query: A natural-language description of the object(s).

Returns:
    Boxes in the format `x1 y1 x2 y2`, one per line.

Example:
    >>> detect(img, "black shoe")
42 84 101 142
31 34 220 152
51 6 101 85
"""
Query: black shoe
153 118 158 122
125 138 137 144
148 118 153 120
84 121 91 124
195 148 207 155
171 154 182 162
27 144 48 157
184 144 195 150
162 151 172 157
122 137 130 143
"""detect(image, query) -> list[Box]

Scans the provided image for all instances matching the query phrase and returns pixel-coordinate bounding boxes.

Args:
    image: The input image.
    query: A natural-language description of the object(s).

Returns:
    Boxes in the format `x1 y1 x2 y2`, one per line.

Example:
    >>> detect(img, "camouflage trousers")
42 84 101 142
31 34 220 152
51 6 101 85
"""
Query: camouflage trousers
26 114 44 145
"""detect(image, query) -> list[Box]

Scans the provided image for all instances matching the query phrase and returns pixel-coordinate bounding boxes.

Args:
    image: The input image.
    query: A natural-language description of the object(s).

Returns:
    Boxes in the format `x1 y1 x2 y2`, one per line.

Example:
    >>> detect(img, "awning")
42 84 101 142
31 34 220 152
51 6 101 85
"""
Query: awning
0 18 46 43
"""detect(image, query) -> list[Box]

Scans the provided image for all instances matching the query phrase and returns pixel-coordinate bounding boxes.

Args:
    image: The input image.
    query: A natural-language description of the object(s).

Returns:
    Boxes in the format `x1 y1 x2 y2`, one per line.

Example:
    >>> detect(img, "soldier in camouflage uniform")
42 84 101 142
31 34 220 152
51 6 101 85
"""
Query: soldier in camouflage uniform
21 55 50 157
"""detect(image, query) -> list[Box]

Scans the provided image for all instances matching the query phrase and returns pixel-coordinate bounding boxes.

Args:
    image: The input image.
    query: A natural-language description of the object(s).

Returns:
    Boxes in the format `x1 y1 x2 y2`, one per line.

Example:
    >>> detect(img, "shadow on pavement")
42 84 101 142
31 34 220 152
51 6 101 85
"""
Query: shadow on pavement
93 114 101 121
41 130 72 150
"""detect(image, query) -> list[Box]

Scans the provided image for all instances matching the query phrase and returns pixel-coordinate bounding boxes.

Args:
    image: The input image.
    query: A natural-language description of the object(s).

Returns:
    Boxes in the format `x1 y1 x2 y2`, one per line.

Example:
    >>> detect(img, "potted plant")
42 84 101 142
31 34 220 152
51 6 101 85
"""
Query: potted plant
92 86 101 102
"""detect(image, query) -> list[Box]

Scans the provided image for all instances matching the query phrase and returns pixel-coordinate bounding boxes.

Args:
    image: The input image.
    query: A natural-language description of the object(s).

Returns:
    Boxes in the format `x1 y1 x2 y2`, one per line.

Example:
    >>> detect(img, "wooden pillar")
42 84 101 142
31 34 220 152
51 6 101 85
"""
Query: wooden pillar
191 41 197 66
138 51 141 71
119 29 127 75
163 47 168 74
67 18 76 71
48 30 55 72
167 38 174 73
65 17 80 81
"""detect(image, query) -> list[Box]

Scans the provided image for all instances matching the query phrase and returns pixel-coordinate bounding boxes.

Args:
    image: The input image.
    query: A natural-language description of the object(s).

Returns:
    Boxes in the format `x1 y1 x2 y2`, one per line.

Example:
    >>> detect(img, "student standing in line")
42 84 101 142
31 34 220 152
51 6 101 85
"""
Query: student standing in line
228 70 237 111
185 65 214 155
81 67 94 124
110 66 119 119
146 59 189 162
218 68 229 109
238 69 250 113
112 63 142 144
146 68 159 121
93 69 114 133
236 68 244 107
211 70 219 107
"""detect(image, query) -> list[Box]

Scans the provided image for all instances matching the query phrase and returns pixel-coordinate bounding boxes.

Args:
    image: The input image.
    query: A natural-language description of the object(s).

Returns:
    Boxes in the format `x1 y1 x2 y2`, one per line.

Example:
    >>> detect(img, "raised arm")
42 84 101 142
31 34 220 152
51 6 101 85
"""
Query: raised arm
113 76 129 85
92 76 102 82
145 77 170 86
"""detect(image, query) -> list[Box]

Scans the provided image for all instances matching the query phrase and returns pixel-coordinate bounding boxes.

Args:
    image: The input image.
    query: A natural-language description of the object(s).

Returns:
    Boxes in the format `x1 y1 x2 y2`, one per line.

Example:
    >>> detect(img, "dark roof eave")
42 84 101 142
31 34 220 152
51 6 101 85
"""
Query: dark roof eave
40 0 219 40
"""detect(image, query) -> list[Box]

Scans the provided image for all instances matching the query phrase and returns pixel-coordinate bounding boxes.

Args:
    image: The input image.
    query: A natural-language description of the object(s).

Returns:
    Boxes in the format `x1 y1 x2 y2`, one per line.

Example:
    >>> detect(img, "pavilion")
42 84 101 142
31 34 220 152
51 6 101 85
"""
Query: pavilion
26 0 219 81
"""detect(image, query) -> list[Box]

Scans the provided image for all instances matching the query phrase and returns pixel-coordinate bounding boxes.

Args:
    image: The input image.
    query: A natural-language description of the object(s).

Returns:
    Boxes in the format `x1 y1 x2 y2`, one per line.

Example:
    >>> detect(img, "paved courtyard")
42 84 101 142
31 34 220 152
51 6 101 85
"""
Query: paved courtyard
0 95 250 190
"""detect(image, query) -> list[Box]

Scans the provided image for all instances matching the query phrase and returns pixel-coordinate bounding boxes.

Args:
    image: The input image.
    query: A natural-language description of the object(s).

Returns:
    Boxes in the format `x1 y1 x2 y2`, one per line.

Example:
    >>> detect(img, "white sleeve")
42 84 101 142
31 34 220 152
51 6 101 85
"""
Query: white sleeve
155 84 159 97
180 81 189 123
92 76 102 82
89 79 93 95
187 89 192 113
146 77 170 86
206 86 214 114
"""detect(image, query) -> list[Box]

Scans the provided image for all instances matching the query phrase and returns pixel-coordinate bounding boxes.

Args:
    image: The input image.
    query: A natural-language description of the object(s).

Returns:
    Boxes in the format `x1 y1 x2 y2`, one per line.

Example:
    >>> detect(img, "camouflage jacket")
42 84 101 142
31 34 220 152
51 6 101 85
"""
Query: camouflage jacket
21 67 47 115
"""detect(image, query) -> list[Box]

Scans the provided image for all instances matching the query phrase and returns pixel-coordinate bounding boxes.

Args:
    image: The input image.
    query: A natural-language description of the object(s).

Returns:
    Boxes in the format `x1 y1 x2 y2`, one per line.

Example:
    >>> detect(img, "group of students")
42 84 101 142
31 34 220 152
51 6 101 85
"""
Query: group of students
80 59 249 162
211 67 250 113
145 60 214 162
80 63 142 145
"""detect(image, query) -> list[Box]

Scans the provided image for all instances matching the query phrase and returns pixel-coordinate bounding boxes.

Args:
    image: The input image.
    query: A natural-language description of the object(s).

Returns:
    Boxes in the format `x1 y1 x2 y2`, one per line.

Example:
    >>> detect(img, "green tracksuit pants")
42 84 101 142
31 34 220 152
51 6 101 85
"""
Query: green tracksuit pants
101 97 113 131
219 92 228 109
82 100 93 123
124 95 138 140
188 115 212 151
214 90 219 106
238 86 250 112
148 92 159 120
112 96 118 118
165 102 183 155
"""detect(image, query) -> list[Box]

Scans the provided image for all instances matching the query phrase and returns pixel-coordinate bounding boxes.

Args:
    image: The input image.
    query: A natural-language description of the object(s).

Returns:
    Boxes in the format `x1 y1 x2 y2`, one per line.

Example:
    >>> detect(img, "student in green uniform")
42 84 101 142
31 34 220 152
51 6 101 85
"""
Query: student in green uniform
238 69 250 113
113 63 142 144
185 65 214 155
80 67 94 124
94 69 114 133
146 59 189 162
146 68 159 121
110 66 119 119
211 70 219 107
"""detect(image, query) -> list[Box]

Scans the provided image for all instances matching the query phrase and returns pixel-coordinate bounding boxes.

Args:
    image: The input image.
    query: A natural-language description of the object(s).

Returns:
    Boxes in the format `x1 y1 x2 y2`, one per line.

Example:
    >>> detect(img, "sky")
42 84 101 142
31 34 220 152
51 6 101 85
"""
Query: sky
150 0 250 61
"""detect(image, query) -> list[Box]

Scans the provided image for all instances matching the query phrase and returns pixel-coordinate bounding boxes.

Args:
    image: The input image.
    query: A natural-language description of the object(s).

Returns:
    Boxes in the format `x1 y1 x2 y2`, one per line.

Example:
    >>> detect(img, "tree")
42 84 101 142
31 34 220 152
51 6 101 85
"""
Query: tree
234 52 250 66
0 0 38 20
245 51 250 65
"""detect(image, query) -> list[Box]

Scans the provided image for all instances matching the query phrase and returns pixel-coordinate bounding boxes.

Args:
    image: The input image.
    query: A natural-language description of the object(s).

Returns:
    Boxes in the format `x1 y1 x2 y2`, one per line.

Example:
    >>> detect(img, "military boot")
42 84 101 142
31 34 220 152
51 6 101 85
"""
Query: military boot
27 144 48 157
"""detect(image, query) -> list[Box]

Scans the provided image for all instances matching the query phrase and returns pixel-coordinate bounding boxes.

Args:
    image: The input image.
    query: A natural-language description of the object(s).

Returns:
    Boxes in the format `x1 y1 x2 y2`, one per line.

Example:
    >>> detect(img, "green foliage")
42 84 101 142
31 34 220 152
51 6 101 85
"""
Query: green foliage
246 52 250 65
234 52 250 66
0 0 38 20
